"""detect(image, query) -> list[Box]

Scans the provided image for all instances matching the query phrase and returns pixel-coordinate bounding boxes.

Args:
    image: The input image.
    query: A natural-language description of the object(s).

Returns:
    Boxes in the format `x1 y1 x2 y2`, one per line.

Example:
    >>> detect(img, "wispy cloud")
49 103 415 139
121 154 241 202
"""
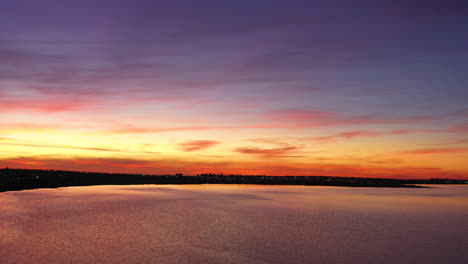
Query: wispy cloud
400 148 468 155
308 131 385 142
179 140 219 152
0 93 98 113
302 125 468 143
0 142 160 155
266 109 434 128
235 145 302 157
0 123 63 132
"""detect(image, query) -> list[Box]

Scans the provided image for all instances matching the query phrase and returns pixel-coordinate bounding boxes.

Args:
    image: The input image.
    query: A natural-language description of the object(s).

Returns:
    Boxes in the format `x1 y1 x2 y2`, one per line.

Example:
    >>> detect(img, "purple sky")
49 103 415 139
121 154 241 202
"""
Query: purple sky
1 0 467 177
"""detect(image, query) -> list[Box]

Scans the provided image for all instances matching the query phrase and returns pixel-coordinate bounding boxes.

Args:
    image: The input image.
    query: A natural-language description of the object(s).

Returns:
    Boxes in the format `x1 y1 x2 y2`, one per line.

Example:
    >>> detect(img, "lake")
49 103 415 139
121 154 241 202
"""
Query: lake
1 184 467 264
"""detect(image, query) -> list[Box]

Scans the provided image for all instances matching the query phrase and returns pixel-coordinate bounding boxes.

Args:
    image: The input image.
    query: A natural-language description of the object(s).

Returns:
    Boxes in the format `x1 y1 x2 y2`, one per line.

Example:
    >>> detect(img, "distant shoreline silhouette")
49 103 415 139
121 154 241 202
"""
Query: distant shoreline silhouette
1 168 466 193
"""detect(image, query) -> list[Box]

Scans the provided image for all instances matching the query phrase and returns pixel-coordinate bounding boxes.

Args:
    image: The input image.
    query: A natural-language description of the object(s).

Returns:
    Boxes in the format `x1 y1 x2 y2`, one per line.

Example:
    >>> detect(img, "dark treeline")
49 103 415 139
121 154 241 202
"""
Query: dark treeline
1 168 466 192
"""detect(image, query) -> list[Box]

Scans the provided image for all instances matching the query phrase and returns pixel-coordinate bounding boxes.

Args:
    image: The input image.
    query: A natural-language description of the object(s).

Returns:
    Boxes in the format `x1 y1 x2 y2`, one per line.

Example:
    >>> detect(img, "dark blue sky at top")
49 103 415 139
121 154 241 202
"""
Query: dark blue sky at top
1 0 467 120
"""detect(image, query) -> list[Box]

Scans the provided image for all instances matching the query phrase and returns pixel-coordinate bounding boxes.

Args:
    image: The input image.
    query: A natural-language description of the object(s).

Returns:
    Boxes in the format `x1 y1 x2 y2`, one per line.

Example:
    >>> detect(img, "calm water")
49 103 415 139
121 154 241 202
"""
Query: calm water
1 184 467 264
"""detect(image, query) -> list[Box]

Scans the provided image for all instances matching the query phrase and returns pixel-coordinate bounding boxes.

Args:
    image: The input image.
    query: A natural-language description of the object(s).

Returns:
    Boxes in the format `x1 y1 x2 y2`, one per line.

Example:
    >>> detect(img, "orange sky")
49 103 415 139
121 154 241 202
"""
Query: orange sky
1 109 467 178
1 1 468 179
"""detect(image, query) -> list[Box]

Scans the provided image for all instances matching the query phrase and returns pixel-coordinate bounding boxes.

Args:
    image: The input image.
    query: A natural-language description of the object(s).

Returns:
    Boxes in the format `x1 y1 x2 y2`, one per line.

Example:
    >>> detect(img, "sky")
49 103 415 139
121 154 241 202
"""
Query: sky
1 0 467 178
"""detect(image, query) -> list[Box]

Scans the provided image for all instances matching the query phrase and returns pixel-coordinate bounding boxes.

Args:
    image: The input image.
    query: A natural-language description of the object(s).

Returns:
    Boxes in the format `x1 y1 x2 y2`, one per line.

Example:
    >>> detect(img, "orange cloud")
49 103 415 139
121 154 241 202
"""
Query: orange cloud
0 142 160 155
400 148 468 155
72 158 155 168
179 140 220 151
0 123 62 132
234 145 301 157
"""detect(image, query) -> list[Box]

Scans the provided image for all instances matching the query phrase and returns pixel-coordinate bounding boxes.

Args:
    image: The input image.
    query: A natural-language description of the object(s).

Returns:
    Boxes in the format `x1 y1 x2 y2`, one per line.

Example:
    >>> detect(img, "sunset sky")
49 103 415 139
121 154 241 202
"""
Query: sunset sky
1 0 467 178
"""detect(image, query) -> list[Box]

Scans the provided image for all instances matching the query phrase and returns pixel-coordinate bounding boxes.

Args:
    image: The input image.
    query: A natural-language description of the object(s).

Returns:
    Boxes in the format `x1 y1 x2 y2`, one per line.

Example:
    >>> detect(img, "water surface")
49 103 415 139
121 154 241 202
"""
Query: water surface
1 184 467 264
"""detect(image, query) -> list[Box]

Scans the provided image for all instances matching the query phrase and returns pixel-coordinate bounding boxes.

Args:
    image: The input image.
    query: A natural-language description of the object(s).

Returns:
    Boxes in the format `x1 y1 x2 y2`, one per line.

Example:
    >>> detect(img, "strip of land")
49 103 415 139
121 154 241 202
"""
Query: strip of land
1 168 466 192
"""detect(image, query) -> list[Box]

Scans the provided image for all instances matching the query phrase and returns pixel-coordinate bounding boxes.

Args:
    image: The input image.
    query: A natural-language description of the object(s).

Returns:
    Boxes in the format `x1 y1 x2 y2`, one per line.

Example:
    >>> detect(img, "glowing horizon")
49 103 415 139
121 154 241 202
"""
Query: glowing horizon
1 0 467 179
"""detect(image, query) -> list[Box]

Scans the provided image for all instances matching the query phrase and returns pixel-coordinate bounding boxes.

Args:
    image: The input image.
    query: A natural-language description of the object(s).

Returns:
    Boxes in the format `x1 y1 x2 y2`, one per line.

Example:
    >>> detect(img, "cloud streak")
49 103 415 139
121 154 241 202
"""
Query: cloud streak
0 142 160 155
235 144 302 157
266 109 434 128
179 140 219 152
400 148 468 155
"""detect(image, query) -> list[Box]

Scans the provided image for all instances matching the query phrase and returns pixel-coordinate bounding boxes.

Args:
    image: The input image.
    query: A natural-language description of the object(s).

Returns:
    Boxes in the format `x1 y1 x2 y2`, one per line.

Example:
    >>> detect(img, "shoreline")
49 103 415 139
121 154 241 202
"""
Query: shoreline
1 168 449 193
1 182 427 194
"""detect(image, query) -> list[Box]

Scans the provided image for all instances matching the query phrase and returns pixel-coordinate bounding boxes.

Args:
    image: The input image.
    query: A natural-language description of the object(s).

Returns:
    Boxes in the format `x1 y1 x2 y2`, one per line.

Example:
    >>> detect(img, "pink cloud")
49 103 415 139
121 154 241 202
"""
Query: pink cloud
304 126 468 143
179 140 220 151
449 123 468 133
108 123 293 134
309 130 385 142
266 109 434 128
111 125 225 134
0 96 96 113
